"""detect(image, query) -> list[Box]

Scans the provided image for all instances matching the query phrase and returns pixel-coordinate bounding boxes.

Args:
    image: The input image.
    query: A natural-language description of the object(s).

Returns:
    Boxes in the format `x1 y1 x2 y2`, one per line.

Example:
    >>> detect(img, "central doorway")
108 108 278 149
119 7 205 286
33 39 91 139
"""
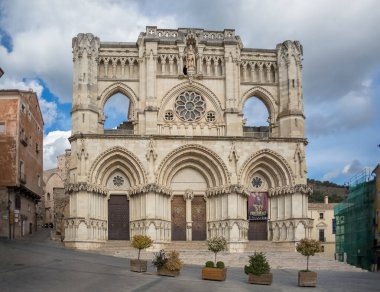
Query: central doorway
108 195 130 240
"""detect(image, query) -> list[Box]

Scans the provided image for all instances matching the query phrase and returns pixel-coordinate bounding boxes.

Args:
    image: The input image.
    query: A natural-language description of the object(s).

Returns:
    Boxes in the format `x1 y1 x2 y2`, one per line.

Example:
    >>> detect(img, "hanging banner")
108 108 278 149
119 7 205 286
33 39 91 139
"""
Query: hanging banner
248 192 268 221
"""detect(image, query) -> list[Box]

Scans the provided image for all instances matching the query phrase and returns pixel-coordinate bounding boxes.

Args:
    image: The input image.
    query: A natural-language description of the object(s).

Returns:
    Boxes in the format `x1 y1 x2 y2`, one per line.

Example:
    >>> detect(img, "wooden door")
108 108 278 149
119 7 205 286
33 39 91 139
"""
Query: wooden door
192 196 206 240
108 195 129 240
248 221 268 240
171 196 186 241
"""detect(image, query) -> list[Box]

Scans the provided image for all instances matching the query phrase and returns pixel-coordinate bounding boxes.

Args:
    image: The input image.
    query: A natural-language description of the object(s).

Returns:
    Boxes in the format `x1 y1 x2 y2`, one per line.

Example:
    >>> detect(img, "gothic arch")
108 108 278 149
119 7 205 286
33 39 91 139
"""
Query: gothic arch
88 146 147 187
98 82 138 120
238 149 295 188
240 86 278 124
156 144 230 187
158 81 224 121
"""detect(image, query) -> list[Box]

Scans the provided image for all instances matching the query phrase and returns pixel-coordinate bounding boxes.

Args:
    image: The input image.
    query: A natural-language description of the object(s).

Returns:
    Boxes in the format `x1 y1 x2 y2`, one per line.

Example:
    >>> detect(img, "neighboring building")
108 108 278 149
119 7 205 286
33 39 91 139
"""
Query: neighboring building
43 150 71 238
373 164 380 271
308 196 336 258
65 27 313 250
0 89 43 238
335 169 376 270
0 67 4 78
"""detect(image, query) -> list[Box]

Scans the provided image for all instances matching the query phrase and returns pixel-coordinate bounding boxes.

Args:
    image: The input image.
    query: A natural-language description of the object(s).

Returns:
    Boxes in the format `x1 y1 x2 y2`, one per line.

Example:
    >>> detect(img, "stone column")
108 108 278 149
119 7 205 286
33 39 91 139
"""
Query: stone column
183 190 194 241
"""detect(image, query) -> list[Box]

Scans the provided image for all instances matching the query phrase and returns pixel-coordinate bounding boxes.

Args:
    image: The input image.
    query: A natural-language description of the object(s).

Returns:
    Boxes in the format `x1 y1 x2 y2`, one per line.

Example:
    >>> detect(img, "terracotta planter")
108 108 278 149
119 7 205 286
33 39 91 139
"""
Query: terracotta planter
130 259 147 273
248 273 273 285
298 271 317 287
201 267 227 281
157 266 180 277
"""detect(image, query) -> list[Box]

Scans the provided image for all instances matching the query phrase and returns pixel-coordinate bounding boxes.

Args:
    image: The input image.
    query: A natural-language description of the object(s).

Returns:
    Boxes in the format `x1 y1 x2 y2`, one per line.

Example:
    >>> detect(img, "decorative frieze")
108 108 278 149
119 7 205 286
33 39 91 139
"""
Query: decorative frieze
127 183 173 197
269 184 313 197
65 182 108 196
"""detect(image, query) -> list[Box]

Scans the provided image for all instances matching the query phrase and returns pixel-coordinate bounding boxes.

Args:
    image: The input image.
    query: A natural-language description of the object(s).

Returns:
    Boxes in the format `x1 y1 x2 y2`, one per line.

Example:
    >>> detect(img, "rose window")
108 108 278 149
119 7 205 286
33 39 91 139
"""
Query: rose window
113 175 124 187
175 91 206 122
251 176 263 188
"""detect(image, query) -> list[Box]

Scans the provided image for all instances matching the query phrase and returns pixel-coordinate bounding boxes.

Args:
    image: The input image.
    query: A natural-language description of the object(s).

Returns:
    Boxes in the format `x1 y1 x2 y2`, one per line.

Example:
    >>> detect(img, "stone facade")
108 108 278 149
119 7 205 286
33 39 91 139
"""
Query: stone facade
65 27 313 250
43 150 70 238
0 90 43 238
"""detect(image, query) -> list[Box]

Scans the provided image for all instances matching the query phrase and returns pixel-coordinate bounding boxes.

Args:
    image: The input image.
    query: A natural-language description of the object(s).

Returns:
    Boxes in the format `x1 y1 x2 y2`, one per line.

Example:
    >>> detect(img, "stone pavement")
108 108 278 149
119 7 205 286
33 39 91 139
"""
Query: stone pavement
1 229 378 292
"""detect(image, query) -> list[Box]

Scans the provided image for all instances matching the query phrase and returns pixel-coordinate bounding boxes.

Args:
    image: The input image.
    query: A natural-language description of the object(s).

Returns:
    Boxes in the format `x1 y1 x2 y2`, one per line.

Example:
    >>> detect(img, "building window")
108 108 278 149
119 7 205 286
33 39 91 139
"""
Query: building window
319 229 325 242
332 218 336 234
0 122 5 134
164 110 174 121
206 111 216 122
37 175 41 187
15 195 21 209
175 91 206 122
319 212 324 219
47 193 51 201
21 103 26 113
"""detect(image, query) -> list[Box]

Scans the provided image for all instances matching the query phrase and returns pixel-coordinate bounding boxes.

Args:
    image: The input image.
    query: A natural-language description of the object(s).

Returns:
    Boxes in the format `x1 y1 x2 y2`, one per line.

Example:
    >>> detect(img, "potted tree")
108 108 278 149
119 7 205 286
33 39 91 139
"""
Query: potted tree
244 251 272 285
152 250 183 277
296 238 321 287
130 235 153 272
201 236 227 281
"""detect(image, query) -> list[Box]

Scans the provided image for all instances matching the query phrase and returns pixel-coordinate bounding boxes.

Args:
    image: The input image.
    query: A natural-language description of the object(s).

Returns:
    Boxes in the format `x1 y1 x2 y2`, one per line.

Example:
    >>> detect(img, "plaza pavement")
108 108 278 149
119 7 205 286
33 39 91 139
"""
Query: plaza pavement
0 229 379 292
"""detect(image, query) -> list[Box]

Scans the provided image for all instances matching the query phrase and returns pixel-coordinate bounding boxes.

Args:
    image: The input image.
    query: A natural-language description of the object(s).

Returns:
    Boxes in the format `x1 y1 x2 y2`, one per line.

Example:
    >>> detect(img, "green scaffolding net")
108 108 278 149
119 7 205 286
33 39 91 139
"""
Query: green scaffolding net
334 175 376 270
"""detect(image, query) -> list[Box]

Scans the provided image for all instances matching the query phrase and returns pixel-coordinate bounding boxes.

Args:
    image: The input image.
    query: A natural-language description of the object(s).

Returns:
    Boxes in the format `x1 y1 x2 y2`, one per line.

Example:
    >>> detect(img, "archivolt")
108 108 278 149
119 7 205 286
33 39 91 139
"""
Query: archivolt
156 144 230 187
88 146 147 186
238 149 295 188
158 81 224 119
239 86 278 123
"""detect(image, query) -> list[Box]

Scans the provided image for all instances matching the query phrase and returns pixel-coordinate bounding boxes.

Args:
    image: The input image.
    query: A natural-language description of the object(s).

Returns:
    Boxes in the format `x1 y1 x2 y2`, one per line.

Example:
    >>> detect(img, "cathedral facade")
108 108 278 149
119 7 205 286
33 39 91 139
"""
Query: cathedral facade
64 27 312 250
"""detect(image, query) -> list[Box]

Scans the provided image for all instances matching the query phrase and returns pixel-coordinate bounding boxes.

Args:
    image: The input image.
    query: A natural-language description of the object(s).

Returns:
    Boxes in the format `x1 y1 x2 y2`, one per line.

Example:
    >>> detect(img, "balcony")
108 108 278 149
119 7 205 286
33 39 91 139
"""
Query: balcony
20 135 28 146
19 172 26 184
104 129 134 135
243 126 270 139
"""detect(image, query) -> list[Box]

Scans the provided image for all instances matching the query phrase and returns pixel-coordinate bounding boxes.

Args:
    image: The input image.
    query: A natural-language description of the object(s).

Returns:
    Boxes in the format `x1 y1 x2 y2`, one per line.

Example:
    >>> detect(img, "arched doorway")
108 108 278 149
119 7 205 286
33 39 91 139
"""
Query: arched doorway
247 174 269 240
170 167 207 241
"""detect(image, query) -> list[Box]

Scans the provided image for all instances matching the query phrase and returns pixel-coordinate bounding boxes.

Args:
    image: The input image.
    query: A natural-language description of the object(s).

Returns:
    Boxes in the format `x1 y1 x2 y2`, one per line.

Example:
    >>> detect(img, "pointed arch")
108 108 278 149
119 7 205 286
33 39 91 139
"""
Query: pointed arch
240 86 278 124
98 82 138 120
156 144 230 187
88 146 147 187
238 149 295 188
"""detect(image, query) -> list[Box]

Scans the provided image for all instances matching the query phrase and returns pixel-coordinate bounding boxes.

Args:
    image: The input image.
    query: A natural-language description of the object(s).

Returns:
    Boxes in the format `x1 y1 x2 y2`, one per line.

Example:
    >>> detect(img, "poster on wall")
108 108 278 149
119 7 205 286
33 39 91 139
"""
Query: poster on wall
248 192 268 221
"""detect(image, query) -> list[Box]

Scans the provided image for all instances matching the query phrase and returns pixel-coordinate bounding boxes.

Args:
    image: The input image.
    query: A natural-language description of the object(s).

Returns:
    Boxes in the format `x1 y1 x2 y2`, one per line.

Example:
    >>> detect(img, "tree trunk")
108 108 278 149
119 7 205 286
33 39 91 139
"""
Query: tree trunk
307 255 309 271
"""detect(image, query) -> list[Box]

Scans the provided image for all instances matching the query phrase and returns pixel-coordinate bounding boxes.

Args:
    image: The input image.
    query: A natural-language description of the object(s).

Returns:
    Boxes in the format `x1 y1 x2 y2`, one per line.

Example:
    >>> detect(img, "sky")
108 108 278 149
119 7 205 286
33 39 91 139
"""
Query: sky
0 0 379 185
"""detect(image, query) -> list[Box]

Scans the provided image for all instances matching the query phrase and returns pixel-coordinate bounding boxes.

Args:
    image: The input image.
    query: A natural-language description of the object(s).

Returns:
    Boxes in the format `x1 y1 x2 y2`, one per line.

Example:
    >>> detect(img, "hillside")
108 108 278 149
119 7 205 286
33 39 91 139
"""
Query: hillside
307 178 348 203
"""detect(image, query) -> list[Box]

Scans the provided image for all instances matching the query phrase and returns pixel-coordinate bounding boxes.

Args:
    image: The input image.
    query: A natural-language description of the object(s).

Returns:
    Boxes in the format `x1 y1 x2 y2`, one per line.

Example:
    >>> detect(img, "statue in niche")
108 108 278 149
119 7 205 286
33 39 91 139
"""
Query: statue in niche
186 45 195 70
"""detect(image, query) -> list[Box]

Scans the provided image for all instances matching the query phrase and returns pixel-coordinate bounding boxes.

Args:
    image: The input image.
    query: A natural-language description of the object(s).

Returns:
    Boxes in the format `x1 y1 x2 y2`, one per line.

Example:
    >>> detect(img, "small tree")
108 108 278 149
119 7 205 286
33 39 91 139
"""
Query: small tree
244 252 270 276
131 235 153 261
207 236 227 266
296 238 321 271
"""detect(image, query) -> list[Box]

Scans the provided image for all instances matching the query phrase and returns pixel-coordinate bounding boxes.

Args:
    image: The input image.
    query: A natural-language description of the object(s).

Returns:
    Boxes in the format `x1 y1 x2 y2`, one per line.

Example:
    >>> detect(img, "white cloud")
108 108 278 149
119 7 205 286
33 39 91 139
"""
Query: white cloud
342 160 363 175
0 0 177 103
43 130 71 170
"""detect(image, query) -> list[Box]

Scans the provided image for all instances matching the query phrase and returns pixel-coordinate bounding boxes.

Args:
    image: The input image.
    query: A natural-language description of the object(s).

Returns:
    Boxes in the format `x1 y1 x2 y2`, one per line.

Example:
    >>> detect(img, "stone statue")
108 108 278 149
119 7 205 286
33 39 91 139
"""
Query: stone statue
186 45 195 70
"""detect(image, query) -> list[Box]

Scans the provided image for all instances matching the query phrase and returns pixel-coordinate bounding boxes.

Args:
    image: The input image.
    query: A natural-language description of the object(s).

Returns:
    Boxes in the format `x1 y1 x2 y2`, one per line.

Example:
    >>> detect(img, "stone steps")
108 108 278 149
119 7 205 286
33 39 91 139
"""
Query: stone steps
93 240 365 272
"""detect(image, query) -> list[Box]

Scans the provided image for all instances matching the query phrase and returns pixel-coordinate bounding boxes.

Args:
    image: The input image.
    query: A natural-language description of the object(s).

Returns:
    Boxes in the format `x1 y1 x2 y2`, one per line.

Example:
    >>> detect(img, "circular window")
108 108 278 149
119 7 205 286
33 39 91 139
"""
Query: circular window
175 91 206 122
206 111 215 122
113 175 124 187
251 176 263 188
164 110 174 121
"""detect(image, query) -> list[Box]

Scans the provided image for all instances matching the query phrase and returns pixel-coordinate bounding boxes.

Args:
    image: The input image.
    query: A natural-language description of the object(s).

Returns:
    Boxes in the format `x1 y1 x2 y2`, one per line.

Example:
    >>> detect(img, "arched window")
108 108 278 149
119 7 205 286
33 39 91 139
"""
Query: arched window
103 93 131 133
242 96 270 138
47 193 51 201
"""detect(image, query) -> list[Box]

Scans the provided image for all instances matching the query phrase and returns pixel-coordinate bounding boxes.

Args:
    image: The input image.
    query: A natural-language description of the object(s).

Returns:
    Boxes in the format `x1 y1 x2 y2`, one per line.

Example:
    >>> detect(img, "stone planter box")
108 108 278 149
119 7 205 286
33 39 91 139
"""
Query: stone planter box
201 267 227 281
248 273 273 285
130 259 147 273
157 266 180 277
298 271 317 287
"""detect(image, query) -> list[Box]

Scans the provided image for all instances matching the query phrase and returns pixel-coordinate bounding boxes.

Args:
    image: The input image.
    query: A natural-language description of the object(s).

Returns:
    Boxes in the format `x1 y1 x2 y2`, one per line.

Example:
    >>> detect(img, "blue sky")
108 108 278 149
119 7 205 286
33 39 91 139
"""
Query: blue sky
0 0 379 184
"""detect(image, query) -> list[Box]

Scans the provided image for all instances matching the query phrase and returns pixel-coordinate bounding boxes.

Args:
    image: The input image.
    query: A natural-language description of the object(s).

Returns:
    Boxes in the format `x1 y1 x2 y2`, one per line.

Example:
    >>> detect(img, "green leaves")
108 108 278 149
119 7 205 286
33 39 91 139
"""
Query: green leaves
296 238 321 257
244 252 271 276
207 236 227 253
